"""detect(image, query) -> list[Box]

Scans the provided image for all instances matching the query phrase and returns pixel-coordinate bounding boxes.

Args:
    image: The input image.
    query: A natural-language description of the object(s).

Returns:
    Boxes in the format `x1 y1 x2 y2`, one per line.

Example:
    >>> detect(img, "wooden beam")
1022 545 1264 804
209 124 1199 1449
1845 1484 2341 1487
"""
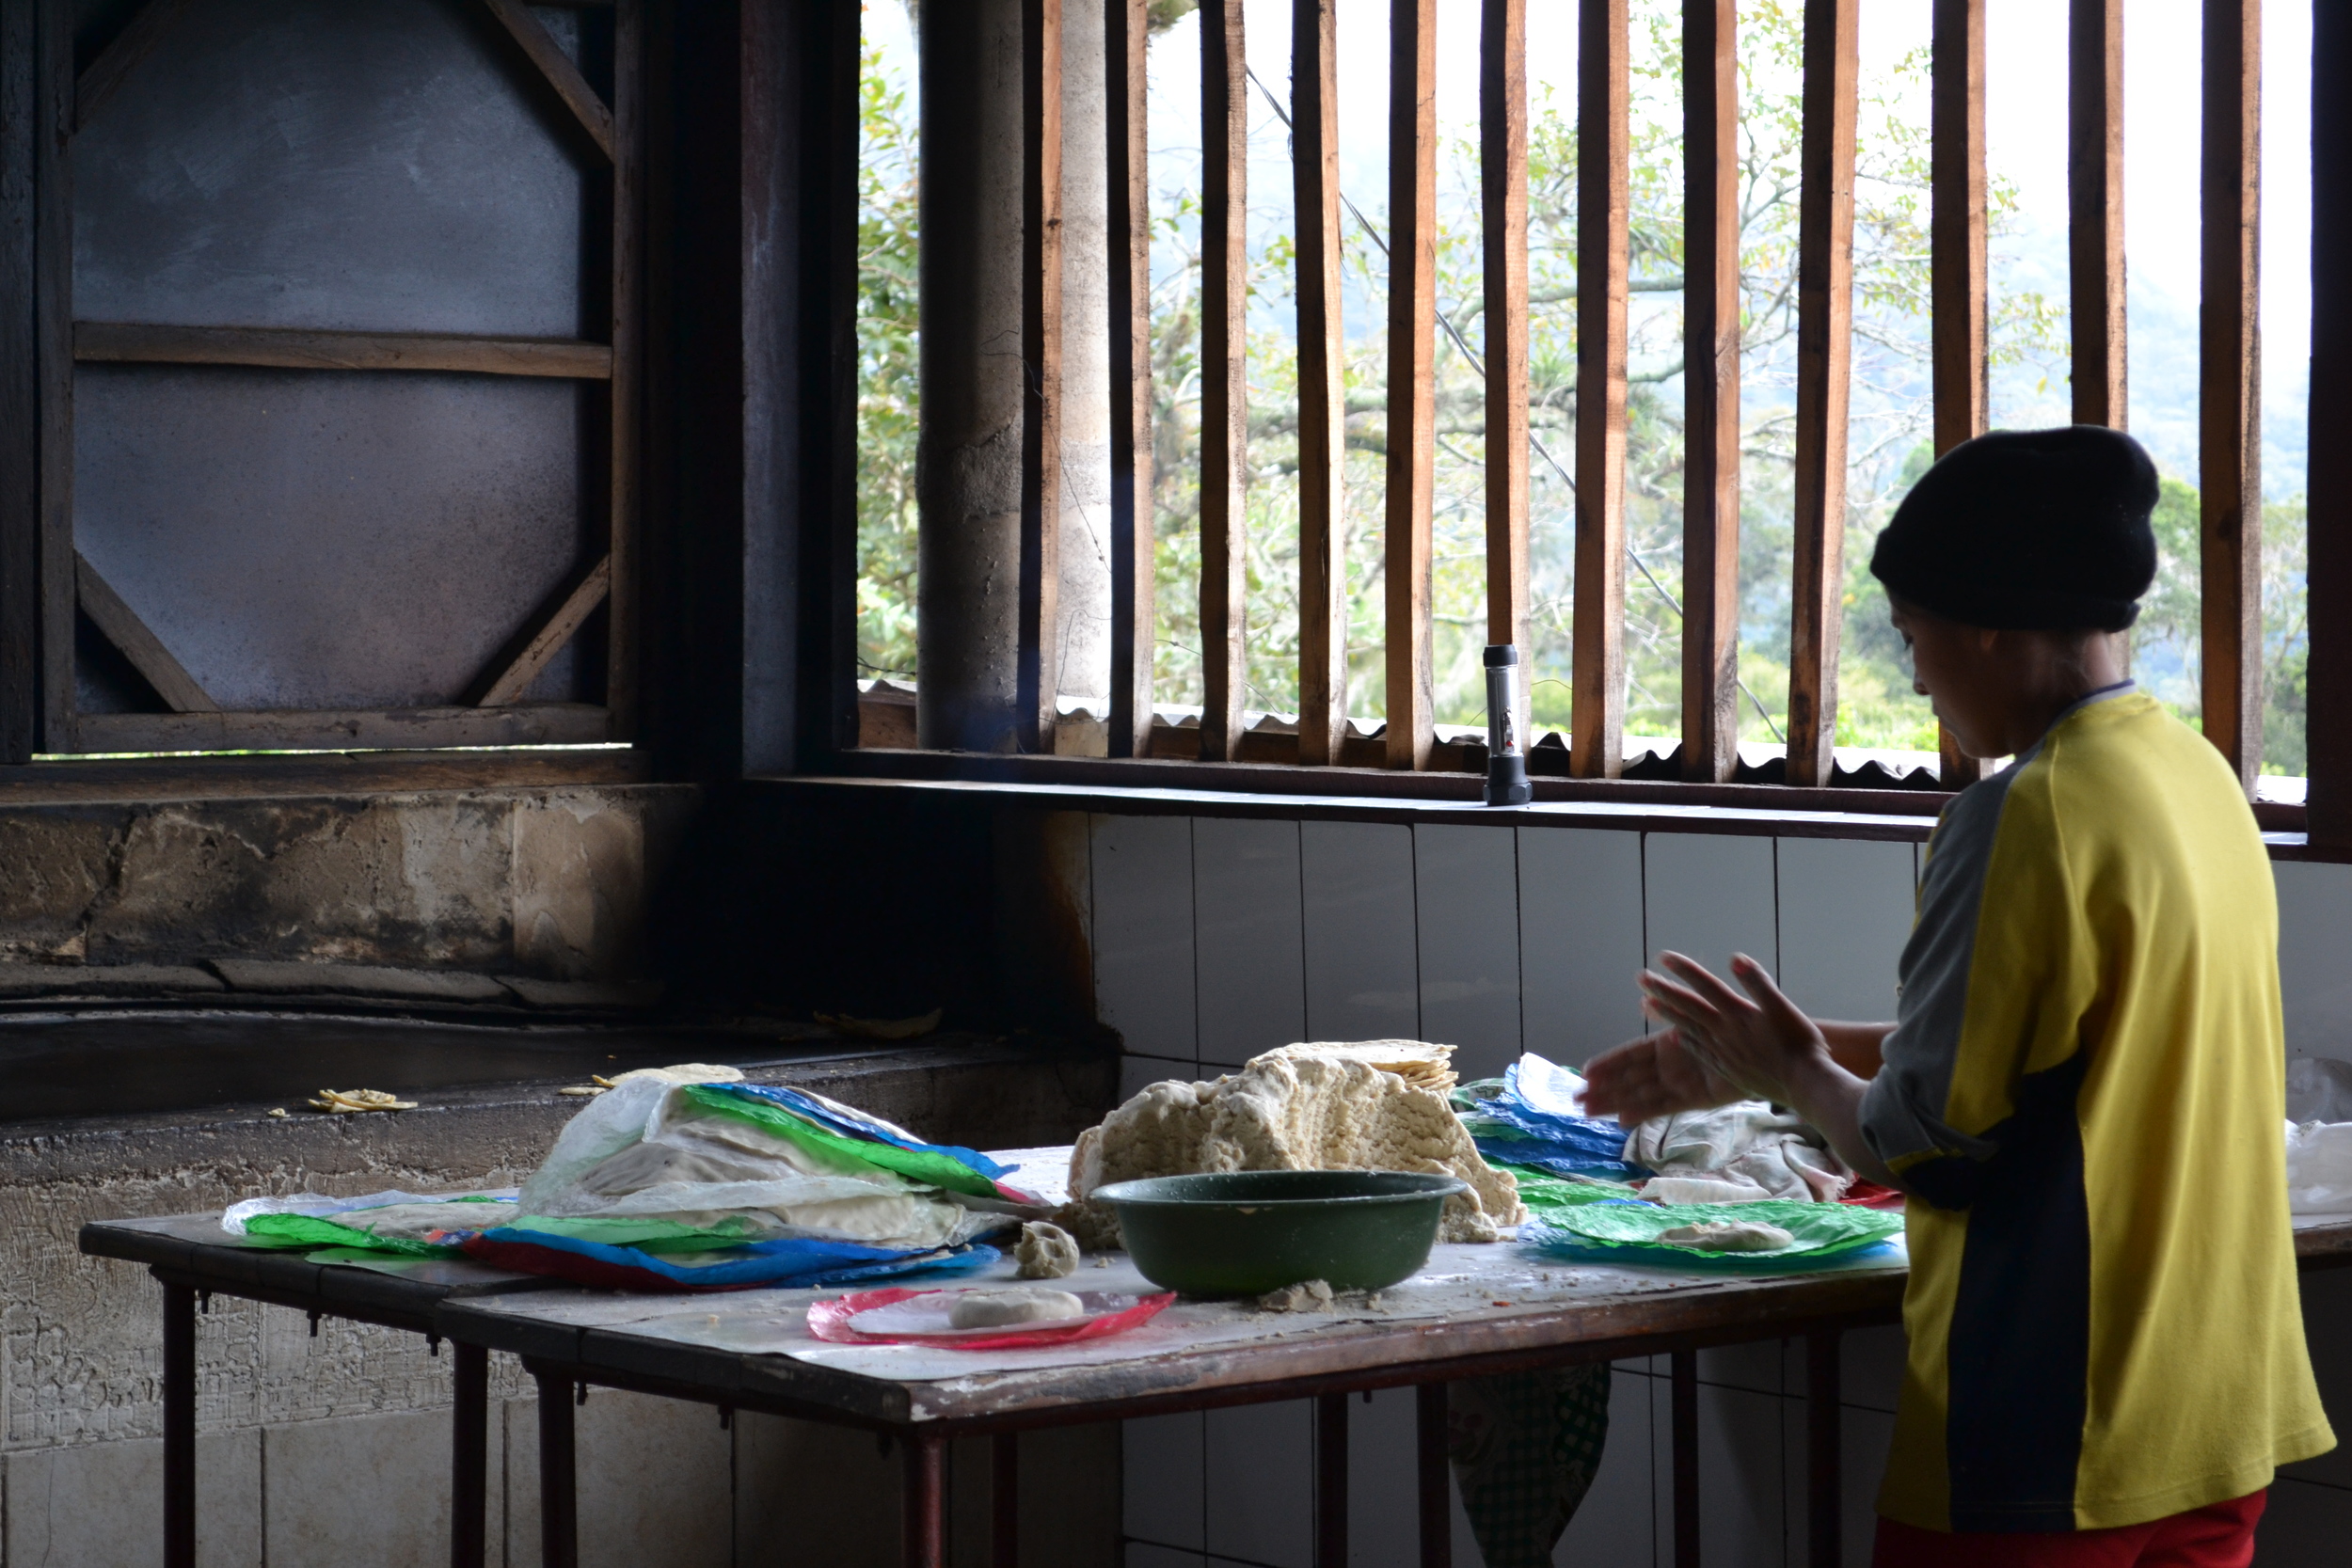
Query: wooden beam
1385 0 1438 770
1200 0 1248 761
72 0 191 135
1570 0 1629 780
1681 0 1739 783
606 0 642 736
1786 0 1859 789
37 0 73 751
1019 0 1065 754
2068 0 2126 427
1295 0 1347 768
1106 0 1156 759
1931 0 1986 791
473 555 612 707
73 552 216 714
0 0 35 763
1483 0 1530 752
73 703 612 758
2313 1 2352 847
2200 0 2261 792
480 0 617 163
72 322 615 378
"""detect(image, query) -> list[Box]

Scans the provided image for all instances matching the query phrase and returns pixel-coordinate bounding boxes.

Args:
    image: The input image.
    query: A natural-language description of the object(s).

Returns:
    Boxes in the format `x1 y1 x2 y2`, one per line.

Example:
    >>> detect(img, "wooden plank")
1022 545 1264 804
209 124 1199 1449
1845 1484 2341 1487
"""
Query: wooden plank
1931 0 1986 791
74 703 613 757
72 322 615 378
2068 0 2125 427
72 0 190 134
1569 0 1629 781
604 0 642 737
2200 0 2261 792
1200 0 1247 762
1786 0 1860 789
0 0 36 763
1294 0 1347 768
480 0 617 163
473 555 612 707
1386 0 1438 771
72 552 216 713
1483 0 1530 752
1019 0 1065 755
1106 0 1156 759
1680 0 1739 783
2312 0 2352 848
37 0 72 752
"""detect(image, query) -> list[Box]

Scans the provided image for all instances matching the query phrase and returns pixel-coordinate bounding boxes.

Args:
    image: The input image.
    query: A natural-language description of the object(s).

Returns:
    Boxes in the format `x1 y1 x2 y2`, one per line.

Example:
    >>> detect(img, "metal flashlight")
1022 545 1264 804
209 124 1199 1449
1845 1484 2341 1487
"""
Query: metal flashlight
1483 644 1532 806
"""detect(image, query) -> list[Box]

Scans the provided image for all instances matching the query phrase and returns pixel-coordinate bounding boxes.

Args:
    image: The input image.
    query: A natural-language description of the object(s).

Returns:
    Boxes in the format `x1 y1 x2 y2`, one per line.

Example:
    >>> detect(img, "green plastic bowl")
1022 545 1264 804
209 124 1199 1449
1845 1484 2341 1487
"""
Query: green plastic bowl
1091 1169 1470 1296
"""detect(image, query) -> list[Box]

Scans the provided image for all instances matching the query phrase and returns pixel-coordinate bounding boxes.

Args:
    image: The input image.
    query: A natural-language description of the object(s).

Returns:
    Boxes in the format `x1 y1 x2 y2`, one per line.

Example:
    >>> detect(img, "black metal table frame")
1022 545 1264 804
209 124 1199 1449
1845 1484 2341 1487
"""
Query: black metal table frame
494 1305 1899 1568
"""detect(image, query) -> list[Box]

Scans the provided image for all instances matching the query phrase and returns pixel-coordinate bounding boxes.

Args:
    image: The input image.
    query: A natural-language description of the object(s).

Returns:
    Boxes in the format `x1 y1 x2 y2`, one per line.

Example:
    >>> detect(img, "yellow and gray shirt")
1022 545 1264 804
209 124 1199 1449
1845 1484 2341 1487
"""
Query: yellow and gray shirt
1859 685 2333 1532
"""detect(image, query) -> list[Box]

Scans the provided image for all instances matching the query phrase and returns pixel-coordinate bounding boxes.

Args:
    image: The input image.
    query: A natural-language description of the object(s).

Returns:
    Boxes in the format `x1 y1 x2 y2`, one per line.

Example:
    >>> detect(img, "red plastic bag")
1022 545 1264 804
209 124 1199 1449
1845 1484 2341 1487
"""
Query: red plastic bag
807 1287 1175 1351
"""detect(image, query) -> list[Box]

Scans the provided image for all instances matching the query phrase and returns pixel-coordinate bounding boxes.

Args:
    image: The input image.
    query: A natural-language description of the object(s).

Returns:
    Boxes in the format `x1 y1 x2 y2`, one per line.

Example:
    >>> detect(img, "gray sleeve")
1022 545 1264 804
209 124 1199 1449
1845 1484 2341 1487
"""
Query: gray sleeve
1858 774 2013 1183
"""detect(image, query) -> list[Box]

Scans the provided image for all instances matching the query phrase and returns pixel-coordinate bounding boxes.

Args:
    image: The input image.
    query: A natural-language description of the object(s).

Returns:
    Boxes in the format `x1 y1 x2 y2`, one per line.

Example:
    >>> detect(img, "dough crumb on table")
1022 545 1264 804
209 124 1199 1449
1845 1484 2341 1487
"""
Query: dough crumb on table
1257 1279 1335 1313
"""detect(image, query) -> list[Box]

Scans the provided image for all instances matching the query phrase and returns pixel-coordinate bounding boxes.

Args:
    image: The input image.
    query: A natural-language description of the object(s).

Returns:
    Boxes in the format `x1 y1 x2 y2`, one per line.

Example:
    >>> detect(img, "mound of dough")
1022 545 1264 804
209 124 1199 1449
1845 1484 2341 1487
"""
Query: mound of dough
1658 1220 1793 1253
1014 1220 1082 1278
1255 1039 1458 1093
1063 1047 1522 1247
947 1288 1086 1329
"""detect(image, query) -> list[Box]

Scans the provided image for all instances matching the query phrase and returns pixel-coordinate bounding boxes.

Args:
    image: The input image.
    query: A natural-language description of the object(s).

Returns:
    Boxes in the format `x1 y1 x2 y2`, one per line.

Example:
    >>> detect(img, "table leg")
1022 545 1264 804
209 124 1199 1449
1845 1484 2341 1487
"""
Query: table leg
903 1432 947 1568
533 1369 578 1568
1672 1349 1700 1568
992 1432 1018 1568
1807 1329 1843 1568
1415 1383 1450 1568
1315 1391 1348 1568
162 1280 197 1568
451 1342 488 1568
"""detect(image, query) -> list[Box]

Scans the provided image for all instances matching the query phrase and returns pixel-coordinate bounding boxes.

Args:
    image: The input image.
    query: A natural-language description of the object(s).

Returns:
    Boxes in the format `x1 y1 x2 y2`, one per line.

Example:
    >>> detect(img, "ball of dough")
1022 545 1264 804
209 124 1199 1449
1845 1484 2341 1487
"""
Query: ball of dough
1658 1220 1794 1253
1014 1221 1082 1279
946 1289 1087 1329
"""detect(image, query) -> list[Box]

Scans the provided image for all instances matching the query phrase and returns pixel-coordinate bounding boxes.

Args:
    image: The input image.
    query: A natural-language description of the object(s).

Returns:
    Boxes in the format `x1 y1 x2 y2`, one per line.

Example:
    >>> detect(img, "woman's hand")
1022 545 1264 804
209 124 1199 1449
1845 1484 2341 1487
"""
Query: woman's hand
1579 1022 1745 1127
1634 951 1833 1104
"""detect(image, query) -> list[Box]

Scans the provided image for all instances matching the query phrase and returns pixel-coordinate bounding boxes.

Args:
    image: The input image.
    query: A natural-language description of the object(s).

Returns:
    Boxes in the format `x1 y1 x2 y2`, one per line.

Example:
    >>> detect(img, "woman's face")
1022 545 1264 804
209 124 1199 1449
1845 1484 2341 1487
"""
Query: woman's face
1887 596 2003 757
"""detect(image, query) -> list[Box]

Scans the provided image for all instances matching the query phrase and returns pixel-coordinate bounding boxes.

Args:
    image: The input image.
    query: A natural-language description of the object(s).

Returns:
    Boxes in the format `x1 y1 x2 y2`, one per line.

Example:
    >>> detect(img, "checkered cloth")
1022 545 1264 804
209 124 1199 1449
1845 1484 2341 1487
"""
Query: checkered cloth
1446 1365 1613 1568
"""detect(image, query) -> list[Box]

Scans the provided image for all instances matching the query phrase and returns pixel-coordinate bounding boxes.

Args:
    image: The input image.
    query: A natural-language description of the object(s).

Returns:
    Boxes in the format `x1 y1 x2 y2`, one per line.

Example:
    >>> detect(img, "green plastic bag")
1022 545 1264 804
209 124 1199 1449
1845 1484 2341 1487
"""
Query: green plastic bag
1525 1197 1902 1269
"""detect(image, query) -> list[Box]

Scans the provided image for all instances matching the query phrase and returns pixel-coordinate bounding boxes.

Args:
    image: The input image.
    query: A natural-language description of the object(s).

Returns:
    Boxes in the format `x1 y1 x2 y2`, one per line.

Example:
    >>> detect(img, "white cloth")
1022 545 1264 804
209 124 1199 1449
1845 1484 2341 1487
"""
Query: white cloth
1627 1102 1851 1202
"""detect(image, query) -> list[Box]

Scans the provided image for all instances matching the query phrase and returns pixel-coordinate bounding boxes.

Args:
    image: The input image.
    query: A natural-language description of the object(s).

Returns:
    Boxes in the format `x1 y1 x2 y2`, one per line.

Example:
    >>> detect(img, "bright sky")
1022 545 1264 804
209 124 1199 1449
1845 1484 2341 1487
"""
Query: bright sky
866 0 2316 492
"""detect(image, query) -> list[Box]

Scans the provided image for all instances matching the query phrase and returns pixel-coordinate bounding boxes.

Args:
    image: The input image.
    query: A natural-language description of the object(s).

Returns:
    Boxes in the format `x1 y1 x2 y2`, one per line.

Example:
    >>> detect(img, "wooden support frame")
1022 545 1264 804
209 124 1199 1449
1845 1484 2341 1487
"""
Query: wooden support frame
1931 0 1986 791
2068 0 2125 428
2312 1 2352 847
74 552 216 713
1483 0 1531 751
28 0 643 757
1570 0 1629 781
2200 0 2262 792
1294 0 1347 768
1018 0 1065 754
1385 0 1438 771
1681 0 1739 784
72 322 614 378
1105 0 1155 760
1200 0 1248 762
1786 0 1859 790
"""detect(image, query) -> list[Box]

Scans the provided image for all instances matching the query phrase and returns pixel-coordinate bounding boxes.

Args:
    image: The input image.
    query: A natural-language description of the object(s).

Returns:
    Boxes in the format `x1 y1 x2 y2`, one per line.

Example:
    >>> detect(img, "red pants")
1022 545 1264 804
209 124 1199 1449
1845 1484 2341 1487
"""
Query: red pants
1872 1492 2265 1568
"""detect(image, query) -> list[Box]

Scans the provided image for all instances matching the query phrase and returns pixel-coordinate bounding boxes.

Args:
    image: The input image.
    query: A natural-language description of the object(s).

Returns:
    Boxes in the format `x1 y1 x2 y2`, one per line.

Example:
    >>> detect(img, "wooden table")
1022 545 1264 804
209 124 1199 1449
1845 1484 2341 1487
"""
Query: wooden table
78 1212 559 1568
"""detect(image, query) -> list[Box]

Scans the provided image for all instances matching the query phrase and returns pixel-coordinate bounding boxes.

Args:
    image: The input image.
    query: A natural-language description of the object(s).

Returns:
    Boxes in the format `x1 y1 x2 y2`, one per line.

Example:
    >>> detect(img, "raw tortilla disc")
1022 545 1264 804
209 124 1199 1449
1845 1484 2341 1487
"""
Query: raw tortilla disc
1658 1219 1795 1253
846 1290 1143 1338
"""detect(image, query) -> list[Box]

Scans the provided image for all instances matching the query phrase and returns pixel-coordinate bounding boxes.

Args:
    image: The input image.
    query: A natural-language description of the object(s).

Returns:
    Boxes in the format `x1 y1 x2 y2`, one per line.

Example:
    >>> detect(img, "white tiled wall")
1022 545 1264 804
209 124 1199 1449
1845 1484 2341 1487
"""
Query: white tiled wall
1092 815 2352 1568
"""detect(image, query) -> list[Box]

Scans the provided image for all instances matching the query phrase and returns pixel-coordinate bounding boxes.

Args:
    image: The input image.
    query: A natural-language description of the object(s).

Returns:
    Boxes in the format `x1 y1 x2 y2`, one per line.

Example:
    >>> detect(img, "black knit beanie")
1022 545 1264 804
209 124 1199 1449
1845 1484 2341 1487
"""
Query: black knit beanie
1868 426 2159 632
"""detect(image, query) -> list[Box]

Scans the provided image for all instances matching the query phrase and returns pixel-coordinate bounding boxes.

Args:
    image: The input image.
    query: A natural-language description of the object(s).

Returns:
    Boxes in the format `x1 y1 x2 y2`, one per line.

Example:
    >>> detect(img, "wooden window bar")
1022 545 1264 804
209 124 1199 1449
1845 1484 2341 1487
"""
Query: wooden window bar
1681 0 1740 784
2201 0 2263 793
1019 0 1066 756
1570 0 1629 781
1482 0 1531 758
2314 1 2352 848
1294 0 1347 768
1931 0 1987 791
1199 0 1248 763
33 0 641 757
1106 0 1155 760
1785 0 1859 790
1387 0 1439 771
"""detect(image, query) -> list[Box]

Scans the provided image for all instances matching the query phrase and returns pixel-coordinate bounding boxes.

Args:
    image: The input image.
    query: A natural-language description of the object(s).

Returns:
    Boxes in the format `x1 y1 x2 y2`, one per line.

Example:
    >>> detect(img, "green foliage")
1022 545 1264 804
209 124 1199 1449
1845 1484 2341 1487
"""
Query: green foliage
855 40 921 681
